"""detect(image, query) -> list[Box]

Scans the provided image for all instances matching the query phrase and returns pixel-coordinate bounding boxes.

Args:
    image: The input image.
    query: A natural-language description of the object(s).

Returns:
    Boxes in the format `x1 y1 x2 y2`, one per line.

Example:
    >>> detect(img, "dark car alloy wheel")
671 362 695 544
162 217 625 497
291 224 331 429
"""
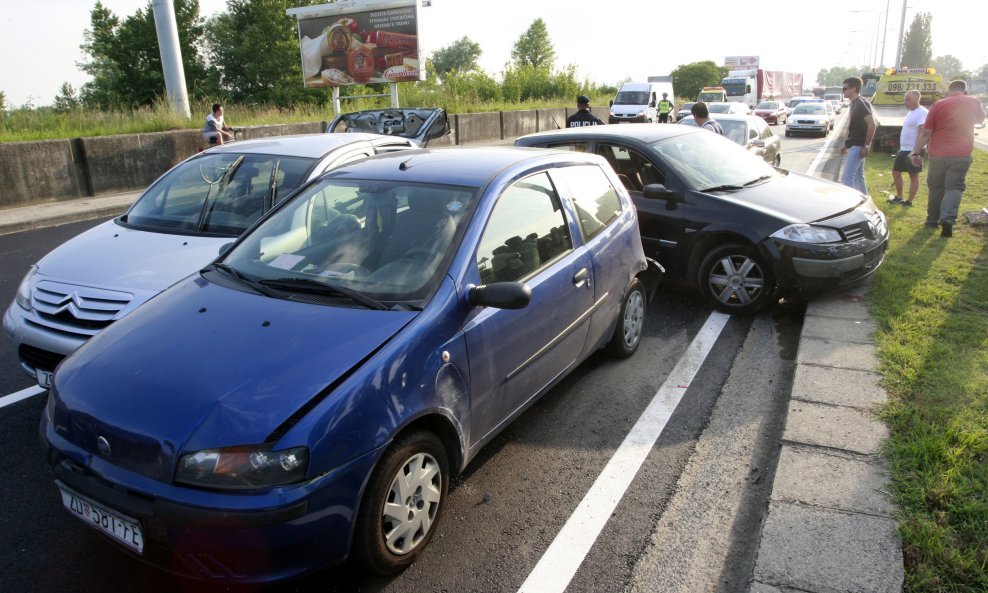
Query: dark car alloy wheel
606 278 645 358
698 244 776 314
353 431 449 574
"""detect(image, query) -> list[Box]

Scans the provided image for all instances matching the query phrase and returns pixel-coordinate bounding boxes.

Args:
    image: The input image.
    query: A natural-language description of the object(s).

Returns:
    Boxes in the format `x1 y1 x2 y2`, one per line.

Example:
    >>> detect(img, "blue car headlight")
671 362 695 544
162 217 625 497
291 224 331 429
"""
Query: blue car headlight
770 224 842 244
15 265 37 310
175 445 309 489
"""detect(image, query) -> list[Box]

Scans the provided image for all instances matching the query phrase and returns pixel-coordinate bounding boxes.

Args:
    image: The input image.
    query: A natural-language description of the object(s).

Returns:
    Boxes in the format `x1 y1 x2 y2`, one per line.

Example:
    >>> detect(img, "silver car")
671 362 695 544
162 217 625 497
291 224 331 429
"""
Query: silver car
4 134 418 387
785 102 835 137
679 114 783 166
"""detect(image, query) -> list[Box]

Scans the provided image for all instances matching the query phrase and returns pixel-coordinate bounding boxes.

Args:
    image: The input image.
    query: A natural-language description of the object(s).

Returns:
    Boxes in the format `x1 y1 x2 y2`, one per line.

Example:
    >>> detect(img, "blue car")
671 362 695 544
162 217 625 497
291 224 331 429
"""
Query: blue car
42 147 660 582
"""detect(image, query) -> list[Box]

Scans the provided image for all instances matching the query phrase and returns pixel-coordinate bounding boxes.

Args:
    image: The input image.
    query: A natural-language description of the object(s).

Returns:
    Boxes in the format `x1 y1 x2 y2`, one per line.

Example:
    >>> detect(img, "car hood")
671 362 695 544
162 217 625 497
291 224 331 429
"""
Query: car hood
36 219 230 294
708 171 865 224
52 276 416 481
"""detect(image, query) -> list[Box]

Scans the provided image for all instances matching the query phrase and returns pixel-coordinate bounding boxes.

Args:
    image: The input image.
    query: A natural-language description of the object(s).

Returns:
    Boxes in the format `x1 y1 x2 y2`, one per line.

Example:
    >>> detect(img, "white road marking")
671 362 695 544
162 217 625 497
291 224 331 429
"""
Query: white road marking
517 311 731 593
805 118 841 177
0 384 45 409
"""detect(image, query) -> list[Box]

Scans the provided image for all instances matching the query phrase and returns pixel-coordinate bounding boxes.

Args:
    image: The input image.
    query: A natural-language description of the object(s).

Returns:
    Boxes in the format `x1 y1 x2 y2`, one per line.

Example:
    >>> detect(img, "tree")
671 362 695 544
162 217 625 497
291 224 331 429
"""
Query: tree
816 66 864 87
670 61 726 101
430 36 482 79
79 0 210 108
976 64 988 79
206 0 324 105
931 55 966 81
53 83 81 112
899 12 932 69
510 18 555 71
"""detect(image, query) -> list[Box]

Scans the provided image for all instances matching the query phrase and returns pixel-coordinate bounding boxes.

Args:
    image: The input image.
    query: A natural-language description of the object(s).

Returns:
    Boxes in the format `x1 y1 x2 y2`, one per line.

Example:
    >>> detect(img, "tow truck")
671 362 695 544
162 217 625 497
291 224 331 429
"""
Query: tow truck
697 86 727 103
870 67 945 153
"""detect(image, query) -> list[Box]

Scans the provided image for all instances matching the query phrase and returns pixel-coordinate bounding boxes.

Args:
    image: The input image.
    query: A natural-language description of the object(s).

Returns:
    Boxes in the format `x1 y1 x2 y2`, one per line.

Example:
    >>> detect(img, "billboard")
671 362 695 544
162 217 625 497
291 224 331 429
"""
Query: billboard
291 0 423 88
724 55 760 68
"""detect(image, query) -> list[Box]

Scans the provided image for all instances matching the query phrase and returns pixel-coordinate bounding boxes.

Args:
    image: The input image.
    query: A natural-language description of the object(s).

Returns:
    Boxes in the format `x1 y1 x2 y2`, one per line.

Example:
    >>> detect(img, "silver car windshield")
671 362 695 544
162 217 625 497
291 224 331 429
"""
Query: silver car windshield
649 131 776 191
125 153 316 235
794 104 826 114
223 179 478 302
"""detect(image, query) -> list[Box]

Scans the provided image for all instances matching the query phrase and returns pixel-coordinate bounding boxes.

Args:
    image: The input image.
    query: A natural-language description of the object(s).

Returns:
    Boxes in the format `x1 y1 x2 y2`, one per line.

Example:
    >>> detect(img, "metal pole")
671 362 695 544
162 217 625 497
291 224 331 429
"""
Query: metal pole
880 0 890 68
895 0 908 68
390 83 399 108
873 14 880 69
151 0 190 119
333 87 341 116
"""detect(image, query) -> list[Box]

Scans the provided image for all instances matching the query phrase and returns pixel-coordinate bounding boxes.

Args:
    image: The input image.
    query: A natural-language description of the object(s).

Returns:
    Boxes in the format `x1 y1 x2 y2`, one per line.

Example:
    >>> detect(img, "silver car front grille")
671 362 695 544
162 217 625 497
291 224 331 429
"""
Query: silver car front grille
31 281 133 338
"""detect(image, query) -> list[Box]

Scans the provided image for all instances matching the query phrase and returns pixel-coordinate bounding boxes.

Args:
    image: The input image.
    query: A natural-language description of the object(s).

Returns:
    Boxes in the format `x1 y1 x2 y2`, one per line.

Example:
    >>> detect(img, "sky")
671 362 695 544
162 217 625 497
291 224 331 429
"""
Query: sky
2 0 986 107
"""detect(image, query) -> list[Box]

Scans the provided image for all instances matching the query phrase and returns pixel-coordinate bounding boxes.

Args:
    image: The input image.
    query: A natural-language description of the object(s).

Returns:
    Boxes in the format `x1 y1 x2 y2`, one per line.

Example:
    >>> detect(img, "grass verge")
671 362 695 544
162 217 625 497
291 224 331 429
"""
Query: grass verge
864 149 987 592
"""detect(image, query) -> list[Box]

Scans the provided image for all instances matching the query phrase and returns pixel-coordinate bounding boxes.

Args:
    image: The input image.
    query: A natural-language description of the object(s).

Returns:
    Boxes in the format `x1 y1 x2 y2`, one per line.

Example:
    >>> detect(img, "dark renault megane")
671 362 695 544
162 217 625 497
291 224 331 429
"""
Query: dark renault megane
41 148 660 582
515 125 889 314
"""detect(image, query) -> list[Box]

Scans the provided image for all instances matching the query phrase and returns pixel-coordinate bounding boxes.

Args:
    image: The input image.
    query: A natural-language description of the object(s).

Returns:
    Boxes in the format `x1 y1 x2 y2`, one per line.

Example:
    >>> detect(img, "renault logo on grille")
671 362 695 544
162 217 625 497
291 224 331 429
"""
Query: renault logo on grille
96 436 112 457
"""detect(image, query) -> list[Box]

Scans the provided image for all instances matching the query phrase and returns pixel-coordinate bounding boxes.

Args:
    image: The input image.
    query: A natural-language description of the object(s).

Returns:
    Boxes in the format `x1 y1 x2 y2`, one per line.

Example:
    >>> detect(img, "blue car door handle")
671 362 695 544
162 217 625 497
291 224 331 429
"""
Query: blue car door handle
573 268 590 287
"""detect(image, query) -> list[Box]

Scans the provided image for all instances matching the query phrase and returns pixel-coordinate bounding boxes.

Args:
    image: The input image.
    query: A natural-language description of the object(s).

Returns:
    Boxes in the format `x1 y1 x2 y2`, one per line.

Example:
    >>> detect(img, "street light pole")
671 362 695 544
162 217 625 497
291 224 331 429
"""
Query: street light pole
895 0 908 68
880 0 890 68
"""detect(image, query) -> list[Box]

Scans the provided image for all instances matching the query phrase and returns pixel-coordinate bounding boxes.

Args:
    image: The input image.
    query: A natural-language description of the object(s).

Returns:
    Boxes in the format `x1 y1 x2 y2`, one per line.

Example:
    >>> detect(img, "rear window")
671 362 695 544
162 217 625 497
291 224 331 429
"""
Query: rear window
125 153 315 236
756 102 779 109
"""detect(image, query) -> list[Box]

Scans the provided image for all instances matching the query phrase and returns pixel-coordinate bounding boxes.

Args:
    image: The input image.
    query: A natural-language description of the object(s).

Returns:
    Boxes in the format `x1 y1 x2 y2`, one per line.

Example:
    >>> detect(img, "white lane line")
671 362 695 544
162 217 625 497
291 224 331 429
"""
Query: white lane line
805 122 841 177
517 311 731 593
0 384 46 409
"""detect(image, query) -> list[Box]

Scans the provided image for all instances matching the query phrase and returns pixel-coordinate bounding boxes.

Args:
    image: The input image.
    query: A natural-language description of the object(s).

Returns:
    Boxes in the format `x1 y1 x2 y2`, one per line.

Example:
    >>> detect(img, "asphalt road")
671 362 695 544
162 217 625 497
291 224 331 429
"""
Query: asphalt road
0 120 842 593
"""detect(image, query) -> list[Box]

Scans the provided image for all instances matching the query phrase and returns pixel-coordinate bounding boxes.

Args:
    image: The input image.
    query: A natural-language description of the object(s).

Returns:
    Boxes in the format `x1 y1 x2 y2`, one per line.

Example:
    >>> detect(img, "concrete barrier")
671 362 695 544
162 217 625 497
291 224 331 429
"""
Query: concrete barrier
454 112 502 144
537 109 567 131
241 122 323 139
81 130 202 196
502 110 538 139
0 140 84 209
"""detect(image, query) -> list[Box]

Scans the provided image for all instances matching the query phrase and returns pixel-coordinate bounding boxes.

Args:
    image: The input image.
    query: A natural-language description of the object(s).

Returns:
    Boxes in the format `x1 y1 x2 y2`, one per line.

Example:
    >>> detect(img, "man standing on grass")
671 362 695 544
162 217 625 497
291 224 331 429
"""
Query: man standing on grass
888 90 928 206
840 76 876 193
909 80 987 238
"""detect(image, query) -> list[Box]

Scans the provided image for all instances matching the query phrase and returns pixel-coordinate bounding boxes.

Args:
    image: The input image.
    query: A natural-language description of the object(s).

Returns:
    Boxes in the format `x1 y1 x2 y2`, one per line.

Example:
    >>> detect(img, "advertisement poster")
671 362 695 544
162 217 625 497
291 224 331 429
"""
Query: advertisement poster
295 1 422 87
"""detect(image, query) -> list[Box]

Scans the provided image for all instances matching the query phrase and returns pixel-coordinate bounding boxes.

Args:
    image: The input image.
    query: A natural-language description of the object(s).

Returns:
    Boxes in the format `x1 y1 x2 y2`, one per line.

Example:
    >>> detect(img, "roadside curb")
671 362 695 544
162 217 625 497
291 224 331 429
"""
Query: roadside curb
0 192 139 237
748 282 904 593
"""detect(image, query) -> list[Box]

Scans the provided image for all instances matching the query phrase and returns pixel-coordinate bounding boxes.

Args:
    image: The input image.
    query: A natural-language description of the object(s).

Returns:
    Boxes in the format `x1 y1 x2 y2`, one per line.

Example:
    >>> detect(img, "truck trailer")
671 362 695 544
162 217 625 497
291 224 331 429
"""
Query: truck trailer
721 69 804 108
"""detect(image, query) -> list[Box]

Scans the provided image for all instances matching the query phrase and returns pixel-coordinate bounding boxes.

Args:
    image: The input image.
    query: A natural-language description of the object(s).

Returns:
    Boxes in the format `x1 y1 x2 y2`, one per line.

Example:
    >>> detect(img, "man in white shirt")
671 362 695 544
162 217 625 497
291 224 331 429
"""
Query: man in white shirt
888 90 928 205
202 103 235 145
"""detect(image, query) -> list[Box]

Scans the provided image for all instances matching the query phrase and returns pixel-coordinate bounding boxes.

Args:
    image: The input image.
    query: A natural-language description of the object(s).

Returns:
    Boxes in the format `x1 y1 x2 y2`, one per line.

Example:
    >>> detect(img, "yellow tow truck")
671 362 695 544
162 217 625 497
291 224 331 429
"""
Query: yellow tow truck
870 67 945 152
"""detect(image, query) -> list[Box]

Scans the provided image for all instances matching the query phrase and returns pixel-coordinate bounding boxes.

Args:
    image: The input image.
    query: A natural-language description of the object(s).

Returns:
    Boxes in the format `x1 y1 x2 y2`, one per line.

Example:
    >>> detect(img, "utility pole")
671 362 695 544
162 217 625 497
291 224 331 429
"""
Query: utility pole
151 0 191 119
880 0 890 69
895 0 908 69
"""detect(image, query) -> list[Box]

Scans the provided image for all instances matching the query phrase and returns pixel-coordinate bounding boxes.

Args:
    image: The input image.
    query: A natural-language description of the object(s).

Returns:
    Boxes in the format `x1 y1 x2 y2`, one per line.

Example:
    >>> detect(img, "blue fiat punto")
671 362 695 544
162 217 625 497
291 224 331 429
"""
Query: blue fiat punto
41 148 660 582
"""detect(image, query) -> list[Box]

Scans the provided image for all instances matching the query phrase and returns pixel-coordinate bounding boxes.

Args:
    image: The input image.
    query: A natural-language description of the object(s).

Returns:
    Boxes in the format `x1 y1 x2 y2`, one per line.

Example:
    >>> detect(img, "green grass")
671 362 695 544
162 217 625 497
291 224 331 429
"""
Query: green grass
864 149 988 592
0 92 598 143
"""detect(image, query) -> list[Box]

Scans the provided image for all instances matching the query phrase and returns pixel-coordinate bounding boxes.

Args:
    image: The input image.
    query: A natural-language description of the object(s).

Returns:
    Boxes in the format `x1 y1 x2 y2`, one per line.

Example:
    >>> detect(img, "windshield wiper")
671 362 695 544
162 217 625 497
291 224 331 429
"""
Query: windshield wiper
209 263 279 297
701 184 744 192
258 277 389 310
742 175 773 187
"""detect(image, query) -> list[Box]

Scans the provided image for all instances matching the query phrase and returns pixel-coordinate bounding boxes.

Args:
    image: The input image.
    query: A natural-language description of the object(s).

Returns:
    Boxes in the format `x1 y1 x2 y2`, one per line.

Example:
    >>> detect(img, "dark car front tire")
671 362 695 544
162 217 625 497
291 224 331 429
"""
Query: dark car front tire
697 244 776 315
353 431 449 574
606 278 645 358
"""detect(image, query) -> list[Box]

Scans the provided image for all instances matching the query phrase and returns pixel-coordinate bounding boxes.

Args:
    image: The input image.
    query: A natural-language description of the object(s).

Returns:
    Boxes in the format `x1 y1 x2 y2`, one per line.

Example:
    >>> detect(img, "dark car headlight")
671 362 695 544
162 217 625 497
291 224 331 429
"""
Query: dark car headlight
175 445 309 490
771 224 842 243
15 265 37 310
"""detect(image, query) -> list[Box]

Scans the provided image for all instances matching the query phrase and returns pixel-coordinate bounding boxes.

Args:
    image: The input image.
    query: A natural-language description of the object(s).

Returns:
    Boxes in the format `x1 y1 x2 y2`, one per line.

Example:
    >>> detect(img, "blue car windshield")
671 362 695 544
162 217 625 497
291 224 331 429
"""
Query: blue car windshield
649 131 775 191
223 179 478 303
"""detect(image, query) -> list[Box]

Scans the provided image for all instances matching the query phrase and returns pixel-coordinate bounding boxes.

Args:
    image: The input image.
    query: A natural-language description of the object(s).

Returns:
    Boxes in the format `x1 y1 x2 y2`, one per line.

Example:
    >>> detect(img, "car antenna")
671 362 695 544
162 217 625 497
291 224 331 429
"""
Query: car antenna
399 158 413 171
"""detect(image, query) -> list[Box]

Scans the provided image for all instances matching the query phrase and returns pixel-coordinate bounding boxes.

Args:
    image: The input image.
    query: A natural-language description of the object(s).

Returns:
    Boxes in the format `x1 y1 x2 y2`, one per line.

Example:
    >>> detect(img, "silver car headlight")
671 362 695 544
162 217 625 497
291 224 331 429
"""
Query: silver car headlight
15 265 38 311
771 224 842 243
175 445 309 490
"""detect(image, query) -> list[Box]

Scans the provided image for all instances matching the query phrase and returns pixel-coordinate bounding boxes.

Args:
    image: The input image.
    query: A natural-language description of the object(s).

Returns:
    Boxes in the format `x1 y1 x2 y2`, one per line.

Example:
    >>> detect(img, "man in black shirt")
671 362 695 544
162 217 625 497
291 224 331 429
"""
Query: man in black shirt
567 95 604 127
839 77 876 192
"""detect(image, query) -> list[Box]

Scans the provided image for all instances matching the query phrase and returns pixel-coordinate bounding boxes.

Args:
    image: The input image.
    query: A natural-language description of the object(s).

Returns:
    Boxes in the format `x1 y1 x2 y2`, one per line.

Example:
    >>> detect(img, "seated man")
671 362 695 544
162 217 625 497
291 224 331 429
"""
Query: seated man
203 103 235 145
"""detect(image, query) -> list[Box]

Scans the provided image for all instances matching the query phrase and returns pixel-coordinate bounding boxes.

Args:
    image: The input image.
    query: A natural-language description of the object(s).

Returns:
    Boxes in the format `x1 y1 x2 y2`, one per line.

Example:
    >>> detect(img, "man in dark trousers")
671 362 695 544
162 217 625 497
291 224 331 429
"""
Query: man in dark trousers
567 95 604 127
658 92 675 123
909 79 987 237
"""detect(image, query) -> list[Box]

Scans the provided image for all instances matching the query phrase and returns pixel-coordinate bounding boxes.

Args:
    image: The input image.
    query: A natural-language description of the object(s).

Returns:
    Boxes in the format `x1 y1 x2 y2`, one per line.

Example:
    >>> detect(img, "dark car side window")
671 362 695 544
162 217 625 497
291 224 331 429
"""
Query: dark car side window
552 165 623 241
476 173 572 284
596 143 666 191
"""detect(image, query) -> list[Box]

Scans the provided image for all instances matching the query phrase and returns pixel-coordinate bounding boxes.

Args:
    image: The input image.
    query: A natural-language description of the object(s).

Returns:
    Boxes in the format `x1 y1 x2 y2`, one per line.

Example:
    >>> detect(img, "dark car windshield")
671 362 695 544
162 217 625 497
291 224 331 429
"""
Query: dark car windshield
649 130 775 191
613 91 651 105
125 153 316 236
677 118 748 147
222 178 478 304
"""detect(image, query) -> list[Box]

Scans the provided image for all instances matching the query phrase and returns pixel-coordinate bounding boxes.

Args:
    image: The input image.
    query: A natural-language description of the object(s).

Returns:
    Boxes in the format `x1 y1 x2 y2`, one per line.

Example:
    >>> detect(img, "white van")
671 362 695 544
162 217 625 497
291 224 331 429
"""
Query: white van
609 78 676 123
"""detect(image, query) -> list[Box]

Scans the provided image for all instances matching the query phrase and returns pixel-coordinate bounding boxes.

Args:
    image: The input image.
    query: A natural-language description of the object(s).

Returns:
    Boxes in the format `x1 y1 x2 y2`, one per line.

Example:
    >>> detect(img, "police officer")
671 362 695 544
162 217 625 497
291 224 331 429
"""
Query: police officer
657 92 675 123
567 95 604 127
